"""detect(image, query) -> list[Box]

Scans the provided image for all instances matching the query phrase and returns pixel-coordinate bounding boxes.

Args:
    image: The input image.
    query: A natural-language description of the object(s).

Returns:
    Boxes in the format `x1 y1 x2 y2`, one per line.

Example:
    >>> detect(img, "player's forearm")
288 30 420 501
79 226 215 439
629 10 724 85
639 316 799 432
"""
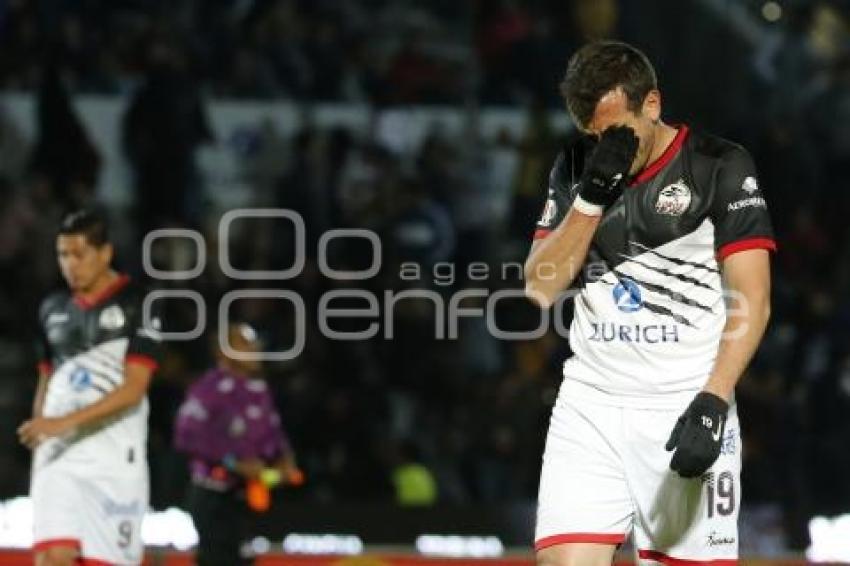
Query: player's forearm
63 381 147 431
524 209 600 308
703 289 771 402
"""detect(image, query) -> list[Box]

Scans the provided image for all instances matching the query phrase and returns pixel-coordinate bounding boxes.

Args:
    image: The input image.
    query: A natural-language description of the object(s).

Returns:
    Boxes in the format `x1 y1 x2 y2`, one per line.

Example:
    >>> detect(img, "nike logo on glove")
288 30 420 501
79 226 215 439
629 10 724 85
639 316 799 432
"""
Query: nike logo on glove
711 416 724 442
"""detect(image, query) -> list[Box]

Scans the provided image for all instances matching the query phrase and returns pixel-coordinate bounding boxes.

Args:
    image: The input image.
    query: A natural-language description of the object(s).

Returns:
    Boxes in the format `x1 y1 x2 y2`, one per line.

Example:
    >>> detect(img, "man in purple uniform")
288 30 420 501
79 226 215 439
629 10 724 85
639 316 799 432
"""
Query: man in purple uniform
174 323 299 566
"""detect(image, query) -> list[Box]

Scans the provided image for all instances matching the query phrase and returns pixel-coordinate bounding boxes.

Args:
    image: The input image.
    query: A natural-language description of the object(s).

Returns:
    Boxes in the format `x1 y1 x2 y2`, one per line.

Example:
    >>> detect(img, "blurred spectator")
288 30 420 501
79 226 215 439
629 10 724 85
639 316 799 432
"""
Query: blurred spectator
122 43 212 233
511 101 559 240
29 64 100 210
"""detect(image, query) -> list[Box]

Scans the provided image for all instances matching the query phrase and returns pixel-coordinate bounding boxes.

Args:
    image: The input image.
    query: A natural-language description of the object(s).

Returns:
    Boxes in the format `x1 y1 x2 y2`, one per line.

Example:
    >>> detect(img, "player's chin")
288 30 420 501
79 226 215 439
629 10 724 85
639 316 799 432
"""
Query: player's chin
66 278 86 291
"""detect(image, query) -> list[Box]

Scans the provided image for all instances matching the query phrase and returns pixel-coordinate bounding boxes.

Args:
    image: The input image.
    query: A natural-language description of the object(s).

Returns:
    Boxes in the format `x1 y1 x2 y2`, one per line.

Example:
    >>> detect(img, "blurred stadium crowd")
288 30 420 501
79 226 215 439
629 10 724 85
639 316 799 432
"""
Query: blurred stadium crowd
0 0 849 550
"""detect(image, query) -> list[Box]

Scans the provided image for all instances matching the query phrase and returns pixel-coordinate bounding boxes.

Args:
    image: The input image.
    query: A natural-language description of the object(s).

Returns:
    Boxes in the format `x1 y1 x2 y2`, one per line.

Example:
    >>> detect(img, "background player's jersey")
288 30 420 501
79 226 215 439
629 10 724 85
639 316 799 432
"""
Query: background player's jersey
535 126 776 408
34 274 162 475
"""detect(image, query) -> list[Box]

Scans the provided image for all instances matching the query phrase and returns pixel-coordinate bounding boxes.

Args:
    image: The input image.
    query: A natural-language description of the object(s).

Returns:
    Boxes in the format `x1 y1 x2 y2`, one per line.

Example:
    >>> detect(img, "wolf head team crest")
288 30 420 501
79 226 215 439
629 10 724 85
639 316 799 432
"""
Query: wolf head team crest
99 305 125 330
655 179 692 216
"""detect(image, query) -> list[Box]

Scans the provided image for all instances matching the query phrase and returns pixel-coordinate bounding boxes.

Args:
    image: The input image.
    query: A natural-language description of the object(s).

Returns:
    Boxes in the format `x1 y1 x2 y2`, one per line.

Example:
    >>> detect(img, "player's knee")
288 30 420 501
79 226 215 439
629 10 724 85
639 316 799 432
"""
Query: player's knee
36 547 77 566
536 544 614 566
536 552 562 566
535 548 571 566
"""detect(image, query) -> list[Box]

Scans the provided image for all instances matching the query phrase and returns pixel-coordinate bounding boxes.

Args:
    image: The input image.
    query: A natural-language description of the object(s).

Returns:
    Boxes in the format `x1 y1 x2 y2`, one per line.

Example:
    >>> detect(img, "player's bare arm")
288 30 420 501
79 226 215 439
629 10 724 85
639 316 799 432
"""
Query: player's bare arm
704 248 772 401
524 210 601 308
18 361 154 449
525 124 639 308
666 249 773 478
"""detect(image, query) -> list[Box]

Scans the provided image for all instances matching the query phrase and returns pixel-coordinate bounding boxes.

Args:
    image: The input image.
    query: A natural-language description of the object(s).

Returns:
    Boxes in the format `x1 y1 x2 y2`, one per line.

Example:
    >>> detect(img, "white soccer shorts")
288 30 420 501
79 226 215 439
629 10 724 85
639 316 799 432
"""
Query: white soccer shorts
32 465 148 565
535 392 741 564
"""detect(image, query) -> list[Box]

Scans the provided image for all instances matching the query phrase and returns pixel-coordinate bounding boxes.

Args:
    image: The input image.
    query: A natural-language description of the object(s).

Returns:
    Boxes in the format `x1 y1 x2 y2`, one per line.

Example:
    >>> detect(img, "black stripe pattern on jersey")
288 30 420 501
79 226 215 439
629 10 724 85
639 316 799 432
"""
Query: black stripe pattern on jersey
628 241 719 274
84 365 120 390
88 381 111 395
86 349 124 374
600 279 696 328
638 300 696 327
617 253 716 291
611 269 714 314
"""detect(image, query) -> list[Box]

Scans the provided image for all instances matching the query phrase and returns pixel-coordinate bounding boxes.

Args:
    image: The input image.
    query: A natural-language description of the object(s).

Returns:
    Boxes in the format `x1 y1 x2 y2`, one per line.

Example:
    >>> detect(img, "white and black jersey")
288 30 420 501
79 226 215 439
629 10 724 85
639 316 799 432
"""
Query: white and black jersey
535 126 776 408
34 274 162 474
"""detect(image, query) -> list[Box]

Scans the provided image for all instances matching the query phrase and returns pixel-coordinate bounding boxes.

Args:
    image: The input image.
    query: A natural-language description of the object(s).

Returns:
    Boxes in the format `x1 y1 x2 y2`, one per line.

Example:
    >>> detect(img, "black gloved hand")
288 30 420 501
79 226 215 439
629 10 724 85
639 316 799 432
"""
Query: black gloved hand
665 391 729 478
577 125 639 209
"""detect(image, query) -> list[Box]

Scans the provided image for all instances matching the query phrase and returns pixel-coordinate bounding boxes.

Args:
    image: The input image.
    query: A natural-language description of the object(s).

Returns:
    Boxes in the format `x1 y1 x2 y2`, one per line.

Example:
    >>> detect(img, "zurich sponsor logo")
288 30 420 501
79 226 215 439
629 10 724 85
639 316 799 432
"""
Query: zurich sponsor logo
68 367 91 391
613 278 642 313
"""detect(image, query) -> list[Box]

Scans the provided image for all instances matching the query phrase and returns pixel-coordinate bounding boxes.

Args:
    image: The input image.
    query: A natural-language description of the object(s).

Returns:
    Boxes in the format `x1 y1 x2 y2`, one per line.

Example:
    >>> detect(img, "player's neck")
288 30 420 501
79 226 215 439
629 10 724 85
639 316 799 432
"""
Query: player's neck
647 122 679 166
76 270 120 301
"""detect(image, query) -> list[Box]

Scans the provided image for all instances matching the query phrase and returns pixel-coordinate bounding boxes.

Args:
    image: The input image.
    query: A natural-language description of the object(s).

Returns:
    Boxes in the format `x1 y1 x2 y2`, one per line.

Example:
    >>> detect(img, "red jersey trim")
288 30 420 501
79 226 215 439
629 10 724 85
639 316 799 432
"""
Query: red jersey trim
638 549 737 565
37 361 53 375
74 273 130 310
32 538 81 552
533 228 552 240
535 533 626 551
630 124 689 186
717 237 777 262
78 559 114 566
126 353 159 372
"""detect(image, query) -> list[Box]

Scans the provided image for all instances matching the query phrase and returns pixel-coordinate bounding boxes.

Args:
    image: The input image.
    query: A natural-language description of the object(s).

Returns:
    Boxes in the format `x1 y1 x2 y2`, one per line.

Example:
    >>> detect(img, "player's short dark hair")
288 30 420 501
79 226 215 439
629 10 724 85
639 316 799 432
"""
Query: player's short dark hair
58 208 110 247
560 40 658 129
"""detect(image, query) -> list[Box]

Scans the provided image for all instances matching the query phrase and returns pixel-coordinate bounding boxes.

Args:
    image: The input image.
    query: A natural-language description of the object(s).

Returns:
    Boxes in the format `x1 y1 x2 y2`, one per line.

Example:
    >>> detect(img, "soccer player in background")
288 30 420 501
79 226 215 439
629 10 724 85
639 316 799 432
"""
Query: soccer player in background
525 41 775 565
174 322 300 566
18 209 162 566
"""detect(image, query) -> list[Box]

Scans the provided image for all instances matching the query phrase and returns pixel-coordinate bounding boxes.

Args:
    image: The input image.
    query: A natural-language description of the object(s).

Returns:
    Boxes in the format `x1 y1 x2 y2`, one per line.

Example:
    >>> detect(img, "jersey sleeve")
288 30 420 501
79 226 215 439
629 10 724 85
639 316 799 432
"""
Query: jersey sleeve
125 291 163 372
34 327 52 375
710 146 777 261
533 150 579 240
34 297 55 375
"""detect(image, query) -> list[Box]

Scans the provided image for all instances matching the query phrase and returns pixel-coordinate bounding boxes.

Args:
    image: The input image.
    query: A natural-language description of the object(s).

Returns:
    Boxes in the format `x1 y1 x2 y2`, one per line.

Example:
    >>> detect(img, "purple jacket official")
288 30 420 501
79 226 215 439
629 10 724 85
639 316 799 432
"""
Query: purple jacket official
174 368 291 491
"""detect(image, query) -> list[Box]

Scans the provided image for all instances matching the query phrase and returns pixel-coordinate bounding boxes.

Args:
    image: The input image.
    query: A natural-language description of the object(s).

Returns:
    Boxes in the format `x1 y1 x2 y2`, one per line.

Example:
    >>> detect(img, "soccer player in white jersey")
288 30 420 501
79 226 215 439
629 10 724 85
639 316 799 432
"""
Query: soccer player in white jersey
525 41 775 565
18 209 162 566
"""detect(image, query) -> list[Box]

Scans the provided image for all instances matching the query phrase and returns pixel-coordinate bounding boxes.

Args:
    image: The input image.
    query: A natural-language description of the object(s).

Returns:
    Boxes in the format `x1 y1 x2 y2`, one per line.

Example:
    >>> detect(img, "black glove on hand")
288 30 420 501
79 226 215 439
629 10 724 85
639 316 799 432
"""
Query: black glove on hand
665 391 729 478
578 125 639 209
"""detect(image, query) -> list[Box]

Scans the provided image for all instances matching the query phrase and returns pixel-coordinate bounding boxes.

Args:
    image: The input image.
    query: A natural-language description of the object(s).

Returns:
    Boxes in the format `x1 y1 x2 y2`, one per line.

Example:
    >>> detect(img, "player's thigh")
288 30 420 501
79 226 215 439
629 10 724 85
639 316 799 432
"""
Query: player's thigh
536 542 618 566
80 473 148 565
624 403 741 563
535 396 632 549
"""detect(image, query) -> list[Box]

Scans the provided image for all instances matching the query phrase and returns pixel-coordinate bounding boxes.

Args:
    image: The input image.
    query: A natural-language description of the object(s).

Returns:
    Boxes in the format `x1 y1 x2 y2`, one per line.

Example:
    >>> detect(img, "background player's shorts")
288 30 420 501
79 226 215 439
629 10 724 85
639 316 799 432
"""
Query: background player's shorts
535 391 741 564
32 464 148 565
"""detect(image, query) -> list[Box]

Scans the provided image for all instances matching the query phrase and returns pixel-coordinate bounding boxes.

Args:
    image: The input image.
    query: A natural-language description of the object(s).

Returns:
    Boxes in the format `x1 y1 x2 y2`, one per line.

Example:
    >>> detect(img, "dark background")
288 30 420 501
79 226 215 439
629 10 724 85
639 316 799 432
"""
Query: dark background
0 0 848 551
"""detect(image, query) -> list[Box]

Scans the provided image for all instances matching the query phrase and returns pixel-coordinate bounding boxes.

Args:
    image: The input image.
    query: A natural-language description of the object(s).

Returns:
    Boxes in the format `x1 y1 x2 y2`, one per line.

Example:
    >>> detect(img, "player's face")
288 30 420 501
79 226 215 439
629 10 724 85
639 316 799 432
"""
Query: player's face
584 87 662 175
57 234 113 293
